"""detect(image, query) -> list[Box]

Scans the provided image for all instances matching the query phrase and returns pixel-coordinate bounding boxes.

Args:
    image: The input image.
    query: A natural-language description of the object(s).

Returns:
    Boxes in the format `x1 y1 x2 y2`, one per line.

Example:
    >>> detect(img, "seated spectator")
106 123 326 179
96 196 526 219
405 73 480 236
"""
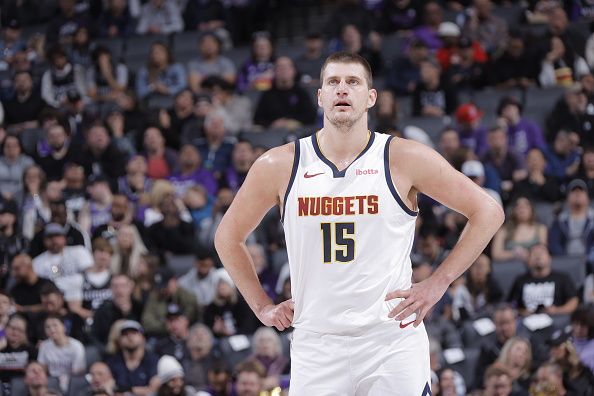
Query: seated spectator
549 179 594 257
386 39 428 97
254 56 317 130
0 314 37 384
178 251 218 308
3 71 47 132
224 140 256 193
183 185 215 234
0 199 27 283
508 244 578 316
62 164 87 218
294 31 326 87
135 42 187 101
491 31 538 89
546 83 594 147
436 22 487 72
37 315 86 390
32 223 93 305
461 0 508 57
454 103 488 156
237 32 275 93
482 364 514 396
156 354 197 396
184 323 218 390
69 25 92 68
110 224 148 277
466 254 503 313
379 0 417 33
202 76 253 135
143 180 192 228
78 175 113 235
30 282 87 345
248 243 277 301
141 126 179 180
23 361 54 396
117 155 153 208
438 128 461 165
371 89 400 135
0 291 10 345
491 197 547 262
188 32 236 93
497 96 546 159
157 89 198 150
77 123 127 186
136 0 183 35
92 274 143 345
530 362 567 396
141 267 200 337
543 129 581 182
146 193 195 255
92 193 140 242
41 45 86 109
169 144 217 198
512 148 563 203
410 1 444 50
436 366 466 396
444 37 488 91
194 108 236 178
77 237 114 320
106 320 160 394
85 45 129 107
182 0 227 36
87 361 117 395
412 60 458 117
494 337 532 394
547 327 594 396
154 304 190 362
0 19 25 69
245 327 289 390
234 360 266 396
9 254 56 315
32 123 80 182
570 305 594 372
333 24 382 76
539 36 589 88
98 0 135 38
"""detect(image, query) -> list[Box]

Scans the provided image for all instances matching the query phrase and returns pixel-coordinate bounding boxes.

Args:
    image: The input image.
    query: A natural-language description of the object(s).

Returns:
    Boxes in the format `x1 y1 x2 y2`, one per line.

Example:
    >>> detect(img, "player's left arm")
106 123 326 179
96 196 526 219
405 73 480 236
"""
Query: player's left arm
386 138 505 326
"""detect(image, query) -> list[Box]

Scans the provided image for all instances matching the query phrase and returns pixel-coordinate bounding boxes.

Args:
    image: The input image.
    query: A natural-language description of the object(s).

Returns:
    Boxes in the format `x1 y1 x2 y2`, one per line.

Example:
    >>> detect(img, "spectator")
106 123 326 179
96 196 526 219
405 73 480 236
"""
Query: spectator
223 140 256 193
294 31 326 87
466 254 503 313
248 243 277 301
9 253 56 314
184 323 219 389
0 19 25 69
141 126 179 180
0 314 36 383
539 36 590 88
32 222 93 305
77 123 127 186
37 315 86 390
546 83 594 146
135 42 187 101
541 6 587 58
98 0 135 38
334 24 382 76
78 175 113 235
497 96 546 159
87 361 117 395
491 197 547 262
117 155 153 208
13 166 46 241
141 267 200 337
110 224 148 277
234 360 266 396
511 148 563 203
547 327 594 396
61 164 86 218
143 180 190 228
494 337 532 394
187 32 236 93
482 364 514 396
182 0 227 36
436 366 465 396
0 198 27 277
194 108 236 178
455 103 488 156
570 305 594 372
146 193 195 255
155 354 197 396
77 237 114 320
412 60 458 117
106 320 160 395
386 39 428 97
202 76 253 135
45 0 89 46
491 31 538 89
543 129 581 181
438 128 461 165
85 46 129 106
69 25 92 68
32 123 79 182
410 1 444 50
154 304 190 363
158 89 198 150
508 244 578 316
462 0 508 57
530 362 567 396
178 251 218 308
245 327 289 390
3 71 46 131
23 361 53 396
183 185 214 234
444 37 488 91
461 160 502 205
92 193 138 242
237 32 275 93
41 45 86 109
168 144 217 198
379 0 418 33
549 178 594 257
436 22 487 71
136 0 183 35
92 274 143 345
254 56 316 130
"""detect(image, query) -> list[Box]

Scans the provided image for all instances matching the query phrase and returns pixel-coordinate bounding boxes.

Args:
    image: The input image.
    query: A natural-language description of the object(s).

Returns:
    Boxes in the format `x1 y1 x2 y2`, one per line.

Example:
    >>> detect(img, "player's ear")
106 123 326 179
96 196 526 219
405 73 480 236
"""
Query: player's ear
317 88 322 107
367 88 377 109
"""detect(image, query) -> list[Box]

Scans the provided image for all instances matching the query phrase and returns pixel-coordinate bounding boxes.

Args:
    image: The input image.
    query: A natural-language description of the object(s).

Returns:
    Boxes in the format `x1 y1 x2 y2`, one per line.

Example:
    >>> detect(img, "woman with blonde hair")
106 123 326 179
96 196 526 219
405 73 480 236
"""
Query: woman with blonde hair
143 179 191 227
246 327 289 390
491 196 547 262
110 224 148 277
548 333 594 395
495 336 532 393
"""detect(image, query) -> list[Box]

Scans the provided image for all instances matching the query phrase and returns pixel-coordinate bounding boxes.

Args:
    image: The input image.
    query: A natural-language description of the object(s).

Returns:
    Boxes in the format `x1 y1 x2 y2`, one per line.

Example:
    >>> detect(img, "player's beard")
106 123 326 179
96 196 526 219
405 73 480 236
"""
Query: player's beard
327 106 367 130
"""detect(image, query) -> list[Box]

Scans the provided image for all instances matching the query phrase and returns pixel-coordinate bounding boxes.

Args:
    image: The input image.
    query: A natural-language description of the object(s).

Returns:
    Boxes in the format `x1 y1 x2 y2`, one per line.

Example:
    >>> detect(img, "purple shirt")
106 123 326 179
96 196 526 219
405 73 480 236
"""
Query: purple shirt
507 118 546 158
168 169 217 197
457 125 488 157
410 26 442 50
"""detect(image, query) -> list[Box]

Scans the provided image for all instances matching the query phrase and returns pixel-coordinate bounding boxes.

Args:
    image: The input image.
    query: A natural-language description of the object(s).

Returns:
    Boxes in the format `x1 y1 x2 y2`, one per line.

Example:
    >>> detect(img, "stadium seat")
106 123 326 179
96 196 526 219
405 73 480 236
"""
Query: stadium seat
11 376 60 395
239 129 296 149
492 5 525 27
20 128 44 155
491 260 527 298
66 375 90 396
381 33 407 67
146 93 174 110
533 202 557 227
449 348 481 389
85 344 102 368
400 116 450 144
551 255 586 289
94 38 125 62
168 254 195 277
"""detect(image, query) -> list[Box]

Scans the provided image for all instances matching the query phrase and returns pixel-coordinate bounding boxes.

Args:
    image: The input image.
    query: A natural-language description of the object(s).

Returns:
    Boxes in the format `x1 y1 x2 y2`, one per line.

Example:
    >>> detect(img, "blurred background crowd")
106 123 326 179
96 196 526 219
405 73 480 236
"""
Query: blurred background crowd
1 0 594 395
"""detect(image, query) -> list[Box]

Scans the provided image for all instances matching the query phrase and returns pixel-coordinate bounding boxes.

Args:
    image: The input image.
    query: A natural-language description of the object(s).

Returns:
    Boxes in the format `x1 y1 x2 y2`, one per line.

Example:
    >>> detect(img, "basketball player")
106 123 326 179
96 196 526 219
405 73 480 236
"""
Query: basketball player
215 52 504 395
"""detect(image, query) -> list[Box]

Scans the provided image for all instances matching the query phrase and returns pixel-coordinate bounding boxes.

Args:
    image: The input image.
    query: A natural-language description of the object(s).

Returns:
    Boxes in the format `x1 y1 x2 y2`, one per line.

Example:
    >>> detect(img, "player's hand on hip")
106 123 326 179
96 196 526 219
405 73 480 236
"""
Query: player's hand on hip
258 299 295 331
385 277 448 327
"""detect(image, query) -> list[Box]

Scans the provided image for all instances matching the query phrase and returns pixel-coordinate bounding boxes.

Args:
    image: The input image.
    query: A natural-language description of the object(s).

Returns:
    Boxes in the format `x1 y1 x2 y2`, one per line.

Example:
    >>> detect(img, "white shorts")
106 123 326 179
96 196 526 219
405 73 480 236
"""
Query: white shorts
289 321 431 396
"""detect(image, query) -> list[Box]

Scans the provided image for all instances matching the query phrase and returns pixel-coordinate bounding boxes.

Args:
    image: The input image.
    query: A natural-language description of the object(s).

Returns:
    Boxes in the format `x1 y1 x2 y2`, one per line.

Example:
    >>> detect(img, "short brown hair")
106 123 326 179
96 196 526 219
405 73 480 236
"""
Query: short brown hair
484 363 512 384
235 359 266 379
92 237 114 255
320 51 373 87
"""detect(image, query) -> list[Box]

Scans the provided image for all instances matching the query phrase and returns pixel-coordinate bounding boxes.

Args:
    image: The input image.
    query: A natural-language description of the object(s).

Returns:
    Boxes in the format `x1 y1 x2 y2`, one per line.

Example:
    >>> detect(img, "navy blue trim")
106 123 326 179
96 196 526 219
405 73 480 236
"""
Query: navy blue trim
281 140 300 223
311 131 376 178
384 136 418 217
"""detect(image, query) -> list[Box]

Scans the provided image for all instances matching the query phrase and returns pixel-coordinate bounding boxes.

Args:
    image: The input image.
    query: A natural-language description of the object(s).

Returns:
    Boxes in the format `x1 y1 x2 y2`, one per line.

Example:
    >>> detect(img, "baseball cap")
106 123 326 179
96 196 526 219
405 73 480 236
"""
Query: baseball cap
166 303 184 318
461 160 485 178
455 103 483 124
119 320 144 335
154 267 174 289
438 22 461 37
567 178 588 192
546 325 572 347
157 355 184 383
44 222 66 237
0 199 18 216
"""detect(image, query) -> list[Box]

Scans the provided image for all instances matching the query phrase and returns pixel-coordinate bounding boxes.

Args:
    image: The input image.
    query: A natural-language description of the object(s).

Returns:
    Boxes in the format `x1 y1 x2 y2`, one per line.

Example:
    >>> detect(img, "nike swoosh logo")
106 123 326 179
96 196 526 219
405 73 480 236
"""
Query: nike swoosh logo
399 320 414 329
304 172 324 178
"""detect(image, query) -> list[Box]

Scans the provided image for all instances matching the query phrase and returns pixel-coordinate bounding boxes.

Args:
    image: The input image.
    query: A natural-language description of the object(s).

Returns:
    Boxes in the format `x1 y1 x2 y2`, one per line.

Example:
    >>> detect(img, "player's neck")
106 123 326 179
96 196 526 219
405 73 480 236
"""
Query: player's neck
318 122 371 167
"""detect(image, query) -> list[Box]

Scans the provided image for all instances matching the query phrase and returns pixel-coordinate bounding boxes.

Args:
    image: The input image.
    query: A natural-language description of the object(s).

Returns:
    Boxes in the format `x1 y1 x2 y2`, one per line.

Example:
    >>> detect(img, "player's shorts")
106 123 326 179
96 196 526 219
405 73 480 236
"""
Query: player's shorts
289 320 431 396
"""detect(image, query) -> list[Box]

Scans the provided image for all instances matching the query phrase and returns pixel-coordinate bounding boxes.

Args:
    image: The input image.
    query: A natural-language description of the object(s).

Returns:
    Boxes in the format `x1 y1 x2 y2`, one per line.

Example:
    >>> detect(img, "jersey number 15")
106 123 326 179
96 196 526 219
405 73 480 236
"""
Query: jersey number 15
320 222 355 263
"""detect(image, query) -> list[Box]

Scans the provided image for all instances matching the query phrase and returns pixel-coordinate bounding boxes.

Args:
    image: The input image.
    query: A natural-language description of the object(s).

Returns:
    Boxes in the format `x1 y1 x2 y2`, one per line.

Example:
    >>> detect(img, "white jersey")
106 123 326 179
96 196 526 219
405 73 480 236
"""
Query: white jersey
282 132 418 336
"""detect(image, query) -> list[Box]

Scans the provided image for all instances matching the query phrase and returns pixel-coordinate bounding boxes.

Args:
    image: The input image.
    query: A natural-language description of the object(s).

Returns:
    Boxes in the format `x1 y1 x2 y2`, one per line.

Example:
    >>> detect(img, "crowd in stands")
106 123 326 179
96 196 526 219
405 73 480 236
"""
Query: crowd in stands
1 0 594 395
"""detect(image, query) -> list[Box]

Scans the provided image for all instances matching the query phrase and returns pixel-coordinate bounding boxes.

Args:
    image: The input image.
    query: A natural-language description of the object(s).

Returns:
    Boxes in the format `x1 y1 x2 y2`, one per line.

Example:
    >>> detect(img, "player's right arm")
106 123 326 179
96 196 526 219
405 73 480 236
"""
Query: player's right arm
214 143 295 331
